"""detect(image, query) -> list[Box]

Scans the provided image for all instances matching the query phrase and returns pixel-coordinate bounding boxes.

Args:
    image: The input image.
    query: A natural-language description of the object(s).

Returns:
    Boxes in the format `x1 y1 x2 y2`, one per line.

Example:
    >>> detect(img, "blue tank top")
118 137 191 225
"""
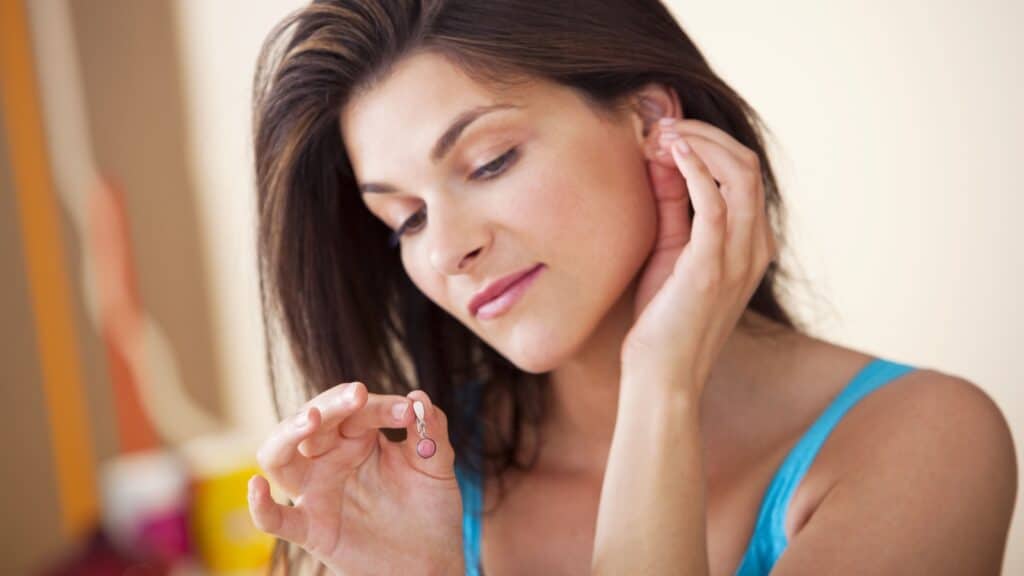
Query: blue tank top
454 357 917 576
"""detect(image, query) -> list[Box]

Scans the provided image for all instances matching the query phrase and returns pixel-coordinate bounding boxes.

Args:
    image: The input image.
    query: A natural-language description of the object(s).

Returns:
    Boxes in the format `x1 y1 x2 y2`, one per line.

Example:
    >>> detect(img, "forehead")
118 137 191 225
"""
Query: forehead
340 53 539 176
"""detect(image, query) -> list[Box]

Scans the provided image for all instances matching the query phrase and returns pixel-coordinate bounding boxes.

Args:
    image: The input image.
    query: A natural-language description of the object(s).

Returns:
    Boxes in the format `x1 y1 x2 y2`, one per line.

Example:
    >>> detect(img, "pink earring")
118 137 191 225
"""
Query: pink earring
413 401 436 459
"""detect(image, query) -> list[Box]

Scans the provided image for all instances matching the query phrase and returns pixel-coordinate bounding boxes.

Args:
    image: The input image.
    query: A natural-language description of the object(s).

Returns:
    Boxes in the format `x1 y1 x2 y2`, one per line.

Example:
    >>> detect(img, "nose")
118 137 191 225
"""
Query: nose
427 201 488 276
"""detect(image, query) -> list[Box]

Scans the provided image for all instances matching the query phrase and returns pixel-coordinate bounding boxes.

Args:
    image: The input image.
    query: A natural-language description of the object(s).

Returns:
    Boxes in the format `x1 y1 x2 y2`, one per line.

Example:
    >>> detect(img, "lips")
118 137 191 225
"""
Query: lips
468 264 544 318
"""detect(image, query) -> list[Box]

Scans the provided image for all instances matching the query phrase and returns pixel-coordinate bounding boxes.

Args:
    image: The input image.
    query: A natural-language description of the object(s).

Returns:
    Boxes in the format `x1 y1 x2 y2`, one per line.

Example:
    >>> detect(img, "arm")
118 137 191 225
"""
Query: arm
591 372 709 576
585 112 774 575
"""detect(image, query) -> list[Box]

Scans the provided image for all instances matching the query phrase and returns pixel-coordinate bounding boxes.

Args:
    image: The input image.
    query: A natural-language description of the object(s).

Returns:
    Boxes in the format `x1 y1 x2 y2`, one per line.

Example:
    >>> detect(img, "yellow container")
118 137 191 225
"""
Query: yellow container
183 431 275 573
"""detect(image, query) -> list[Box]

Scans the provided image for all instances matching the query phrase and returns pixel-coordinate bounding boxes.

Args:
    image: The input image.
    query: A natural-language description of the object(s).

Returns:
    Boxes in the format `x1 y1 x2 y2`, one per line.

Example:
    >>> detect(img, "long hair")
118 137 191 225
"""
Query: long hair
252 0 807 572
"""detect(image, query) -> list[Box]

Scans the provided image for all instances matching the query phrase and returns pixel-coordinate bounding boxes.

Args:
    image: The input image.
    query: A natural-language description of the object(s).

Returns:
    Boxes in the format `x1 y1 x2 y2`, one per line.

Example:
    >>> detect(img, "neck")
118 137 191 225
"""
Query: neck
535 285 794 479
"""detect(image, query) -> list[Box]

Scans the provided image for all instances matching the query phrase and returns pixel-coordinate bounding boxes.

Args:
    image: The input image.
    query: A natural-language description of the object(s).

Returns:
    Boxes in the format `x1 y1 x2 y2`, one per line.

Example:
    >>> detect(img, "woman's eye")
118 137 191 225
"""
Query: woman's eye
470 147 518 180
388 147 519 247
388 209 426 247
403 210 426 233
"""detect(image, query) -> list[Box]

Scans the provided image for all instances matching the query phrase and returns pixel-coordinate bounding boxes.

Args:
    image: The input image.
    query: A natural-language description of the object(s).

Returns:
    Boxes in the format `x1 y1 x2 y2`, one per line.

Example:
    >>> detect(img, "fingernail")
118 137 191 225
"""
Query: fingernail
295 410 309 428
391 402 409 420
658 117 676 127
413 400 426 421
341 382 358 401
672 138 691 155
659 132 681 153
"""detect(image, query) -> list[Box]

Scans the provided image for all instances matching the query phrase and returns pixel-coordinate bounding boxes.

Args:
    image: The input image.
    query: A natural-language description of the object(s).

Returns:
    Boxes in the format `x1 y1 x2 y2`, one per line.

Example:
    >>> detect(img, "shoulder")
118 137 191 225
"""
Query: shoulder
796 349 1016 481
781 366 1018 574
828 365 1017 514
856 367 1016 480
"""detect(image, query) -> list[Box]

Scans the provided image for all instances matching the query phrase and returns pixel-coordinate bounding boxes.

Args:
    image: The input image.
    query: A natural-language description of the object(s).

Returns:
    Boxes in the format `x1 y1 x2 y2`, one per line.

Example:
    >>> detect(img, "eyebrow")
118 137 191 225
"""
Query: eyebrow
358 103 519 195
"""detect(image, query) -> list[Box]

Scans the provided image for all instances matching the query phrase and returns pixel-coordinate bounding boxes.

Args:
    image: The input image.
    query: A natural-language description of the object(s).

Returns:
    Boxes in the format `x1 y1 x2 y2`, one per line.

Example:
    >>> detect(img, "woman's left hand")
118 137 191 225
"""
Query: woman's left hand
621 117 778 395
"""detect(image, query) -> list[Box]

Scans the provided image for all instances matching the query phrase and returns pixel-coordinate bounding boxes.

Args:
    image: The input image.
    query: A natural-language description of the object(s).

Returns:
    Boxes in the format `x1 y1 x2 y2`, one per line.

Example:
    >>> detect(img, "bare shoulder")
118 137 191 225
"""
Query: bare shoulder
778 364 1019 575
850 367 1017 482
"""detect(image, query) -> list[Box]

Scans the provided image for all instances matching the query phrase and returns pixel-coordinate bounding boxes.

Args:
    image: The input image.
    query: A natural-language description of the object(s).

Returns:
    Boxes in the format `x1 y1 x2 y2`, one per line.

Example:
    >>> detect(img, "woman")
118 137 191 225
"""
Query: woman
246 1 1017 574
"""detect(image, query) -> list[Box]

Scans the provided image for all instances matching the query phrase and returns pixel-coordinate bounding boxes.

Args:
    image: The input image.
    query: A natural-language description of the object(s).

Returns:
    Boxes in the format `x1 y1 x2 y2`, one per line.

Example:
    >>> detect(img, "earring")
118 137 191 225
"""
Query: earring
413 401 437 459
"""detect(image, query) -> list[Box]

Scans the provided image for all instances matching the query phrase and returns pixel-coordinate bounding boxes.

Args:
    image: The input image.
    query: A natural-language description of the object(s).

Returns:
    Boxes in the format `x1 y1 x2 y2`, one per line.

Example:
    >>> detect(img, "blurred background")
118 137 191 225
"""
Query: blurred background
0 0 1020 574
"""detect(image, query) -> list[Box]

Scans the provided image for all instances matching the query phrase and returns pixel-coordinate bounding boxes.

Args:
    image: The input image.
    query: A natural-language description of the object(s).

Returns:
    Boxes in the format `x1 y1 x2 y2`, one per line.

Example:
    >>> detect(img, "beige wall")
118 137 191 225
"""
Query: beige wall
174 0 300 431
67 0 225 431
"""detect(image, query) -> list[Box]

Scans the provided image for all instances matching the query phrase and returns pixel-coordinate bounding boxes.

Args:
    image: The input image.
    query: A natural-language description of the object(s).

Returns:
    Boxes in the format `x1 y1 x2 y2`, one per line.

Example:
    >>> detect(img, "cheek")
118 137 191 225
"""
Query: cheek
501 170 581 253
515 153 655 278
610 156 660 264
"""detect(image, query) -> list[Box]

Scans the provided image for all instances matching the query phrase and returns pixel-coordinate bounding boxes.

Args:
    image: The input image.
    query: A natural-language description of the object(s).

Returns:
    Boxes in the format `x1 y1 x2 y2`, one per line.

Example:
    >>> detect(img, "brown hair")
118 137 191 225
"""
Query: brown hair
253 0 807 572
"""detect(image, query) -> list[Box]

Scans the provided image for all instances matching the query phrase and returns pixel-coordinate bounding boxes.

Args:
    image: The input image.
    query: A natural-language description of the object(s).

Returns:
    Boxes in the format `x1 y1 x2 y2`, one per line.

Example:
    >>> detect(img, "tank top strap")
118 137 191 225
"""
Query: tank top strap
455 378 485 576
734 357 917 576
455 463 483 576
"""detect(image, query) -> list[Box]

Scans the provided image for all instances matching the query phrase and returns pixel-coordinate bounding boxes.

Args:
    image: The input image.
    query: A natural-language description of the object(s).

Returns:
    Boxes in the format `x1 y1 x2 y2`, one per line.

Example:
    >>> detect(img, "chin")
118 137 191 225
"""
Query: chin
503 351 561 375
505 352 560 375
487 315 584 375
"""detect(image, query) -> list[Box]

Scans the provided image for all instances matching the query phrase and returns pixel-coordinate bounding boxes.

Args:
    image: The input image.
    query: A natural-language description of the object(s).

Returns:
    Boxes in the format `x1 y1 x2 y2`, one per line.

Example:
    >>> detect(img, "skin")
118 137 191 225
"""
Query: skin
250 52 1017 575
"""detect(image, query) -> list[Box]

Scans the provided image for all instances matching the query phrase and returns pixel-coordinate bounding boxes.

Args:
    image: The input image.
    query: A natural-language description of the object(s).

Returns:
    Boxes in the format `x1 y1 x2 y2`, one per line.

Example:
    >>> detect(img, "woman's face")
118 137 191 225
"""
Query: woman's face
342 52 659 373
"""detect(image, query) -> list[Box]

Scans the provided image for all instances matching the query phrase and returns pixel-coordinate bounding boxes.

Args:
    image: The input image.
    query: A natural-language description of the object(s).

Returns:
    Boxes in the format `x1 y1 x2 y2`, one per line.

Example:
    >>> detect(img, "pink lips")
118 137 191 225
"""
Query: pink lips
469 264 544 320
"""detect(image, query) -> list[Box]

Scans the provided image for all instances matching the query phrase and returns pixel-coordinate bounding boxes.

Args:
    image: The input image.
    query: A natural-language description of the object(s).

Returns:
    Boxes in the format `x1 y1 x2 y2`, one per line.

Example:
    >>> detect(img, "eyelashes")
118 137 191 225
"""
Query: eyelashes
387 146 519 247
471 146 519 180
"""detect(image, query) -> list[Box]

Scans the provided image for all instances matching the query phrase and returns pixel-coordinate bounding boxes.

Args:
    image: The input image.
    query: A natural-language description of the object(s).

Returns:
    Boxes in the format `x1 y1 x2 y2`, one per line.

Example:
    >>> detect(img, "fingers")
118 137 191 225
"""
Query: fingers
264 381 454 484
673 135 760 272
654 118 765 223
401 390 456 478
257 382 364 481
658 118 761 174
248 474 308 546
293 381 364 458
652 119 772 283
297 382 413 458
664 133 727 286
257 405 322 471
339 393 412 438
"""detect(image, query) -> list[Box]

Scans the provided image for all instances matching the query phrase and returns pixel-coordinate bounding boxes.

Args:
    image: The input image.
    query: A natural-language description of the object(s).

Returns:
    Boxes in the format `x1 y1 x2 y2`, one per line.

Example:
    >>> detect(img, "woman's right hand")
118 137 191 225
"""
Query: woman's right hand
247 381 466 575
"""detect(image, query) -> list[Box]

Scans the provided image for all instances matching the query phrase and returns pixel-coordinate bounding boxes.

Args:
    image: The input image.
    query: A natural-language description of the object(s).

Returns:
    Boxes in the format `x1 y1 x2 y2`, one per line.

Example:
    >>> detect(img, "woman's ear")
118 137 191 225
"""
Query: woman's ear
629 82 683 140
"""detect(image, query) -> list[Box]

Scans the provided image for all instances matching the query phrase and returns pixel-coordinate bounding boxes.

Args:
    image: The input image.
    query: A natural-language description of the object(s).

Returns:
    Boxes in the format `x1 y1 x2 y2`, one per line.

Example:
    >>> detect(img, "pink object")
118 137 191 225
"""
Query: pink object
138 508 190 561
416 438 437 459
